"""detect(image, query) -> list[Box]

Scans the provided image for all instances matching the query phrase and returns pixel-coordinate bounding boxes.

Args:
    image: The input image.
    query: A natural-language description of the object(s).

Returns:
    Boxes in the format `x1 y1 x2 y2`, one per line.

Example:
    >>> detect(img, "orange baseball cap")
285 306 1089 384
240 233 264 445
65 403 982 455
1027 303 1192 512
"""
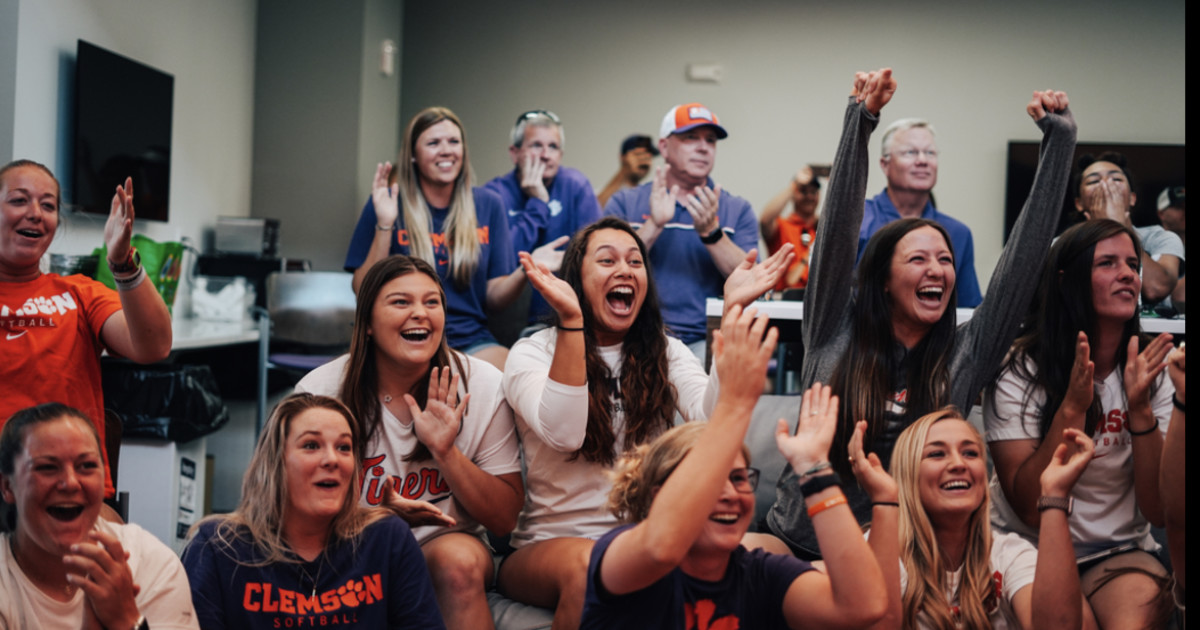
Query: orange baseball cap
659 103 728 140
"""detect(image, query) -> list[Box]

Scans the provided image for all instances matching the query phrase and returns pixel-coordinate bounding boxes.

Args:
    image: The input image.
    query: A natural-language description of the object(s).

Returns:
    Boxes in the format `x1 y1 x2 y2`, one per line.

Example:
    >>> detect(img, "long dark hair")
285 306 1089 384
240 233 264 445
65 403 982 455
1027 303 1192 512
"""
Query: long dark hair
560 217 676 466
829 218 957 475
1002 219 1146 438
340 255 468 462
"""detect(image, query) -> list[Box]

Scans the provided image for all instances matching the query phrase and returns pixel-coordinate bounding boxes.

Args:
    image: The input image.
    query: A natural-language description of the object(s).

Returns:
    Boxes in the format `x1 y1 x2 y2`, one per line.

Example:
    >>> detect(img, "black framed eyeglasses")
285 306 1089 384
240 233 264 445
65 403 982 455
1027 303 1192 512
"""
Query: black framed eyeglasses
516 109 560 125
729 467 761 494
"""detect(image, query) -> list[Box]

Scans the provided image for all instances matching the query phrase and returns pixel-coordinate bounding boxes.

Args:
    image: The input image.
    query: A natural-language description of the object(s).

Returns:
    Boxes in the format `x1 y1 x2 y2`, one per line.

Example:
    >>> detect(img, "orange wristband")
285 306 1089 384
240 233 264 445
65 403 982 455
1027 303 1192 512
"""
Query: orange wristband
807 494 847 519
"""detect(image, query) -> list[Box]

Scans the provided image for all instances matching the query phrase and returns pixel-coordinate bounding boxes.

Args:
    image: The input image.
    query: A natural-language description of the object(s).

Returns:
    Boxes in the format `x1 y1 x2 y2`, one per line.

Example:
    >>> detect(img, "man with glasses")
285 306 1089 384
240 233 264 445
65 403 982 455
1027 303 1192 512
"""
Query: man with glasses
604 103 760 360
858 118 982 306
485 110 602 324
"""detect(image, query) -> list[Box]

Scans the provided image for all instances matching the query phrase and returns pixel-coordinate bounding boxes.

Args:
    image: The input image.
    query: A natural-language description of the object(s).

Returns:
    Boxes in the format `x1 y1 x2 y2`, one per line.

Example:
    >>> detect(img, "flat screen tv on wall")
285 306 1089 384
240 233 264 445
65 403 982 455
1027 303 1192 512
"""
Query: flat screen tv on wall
73 40 174 222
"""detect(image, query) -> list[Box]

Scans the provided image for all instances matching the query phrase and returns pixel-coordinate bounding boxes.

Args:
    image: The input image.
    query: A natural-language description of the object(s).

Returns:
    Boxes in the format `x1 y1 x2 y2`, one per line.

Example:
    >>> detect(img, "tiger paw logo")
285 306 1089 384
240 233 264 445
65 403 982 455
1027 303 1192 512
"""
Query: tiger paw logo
685 600 739 630
337 578 371 607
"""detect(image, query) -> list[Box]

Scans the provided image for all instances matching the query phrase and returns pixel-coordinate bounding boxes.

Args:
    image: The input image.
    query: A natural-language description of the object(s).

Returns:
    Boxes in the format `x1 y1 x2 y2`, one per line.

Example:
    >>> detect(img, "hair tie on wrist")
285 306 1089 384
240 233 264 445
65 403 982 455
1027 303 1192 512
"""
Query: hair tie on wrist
1172 395 1185 413
807 495 847 519
1129 420 1160 437
376 223 396 231
557 325 585 332
872 501 899 508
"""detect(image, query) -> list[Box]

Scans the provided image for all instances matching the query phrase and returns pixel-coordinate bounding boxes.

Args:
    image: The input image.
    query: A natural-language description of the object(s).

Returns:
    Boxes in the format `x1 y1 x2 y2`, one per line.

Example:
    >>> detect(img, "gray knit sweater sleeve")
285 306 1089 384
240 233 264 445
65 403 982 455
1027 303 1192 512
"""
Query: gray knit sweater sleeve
766 98 879 556
948 108 1078 411
799 97 880 390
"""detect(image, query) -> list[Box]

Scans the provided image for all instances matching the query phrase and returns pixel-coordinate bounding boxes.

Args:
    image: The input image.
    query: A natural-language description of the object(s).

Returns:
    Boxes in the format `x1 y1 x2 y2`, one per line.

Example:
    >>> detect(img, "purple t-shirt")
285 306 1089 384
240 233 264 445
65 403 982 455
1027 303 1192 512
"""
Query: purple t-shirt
581 524 814 629
345 187 516 349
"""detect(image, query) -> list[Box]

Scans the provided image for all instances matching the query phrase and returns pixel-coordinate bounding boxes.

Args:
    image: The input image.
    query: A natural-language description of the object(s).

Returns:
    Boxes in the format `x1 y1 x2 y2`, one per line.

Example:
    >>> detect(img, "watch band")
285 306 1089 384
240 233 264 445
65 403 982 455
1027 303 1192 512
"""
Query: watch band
798 471 842 498
1036 495 1073 515
699 227 725 244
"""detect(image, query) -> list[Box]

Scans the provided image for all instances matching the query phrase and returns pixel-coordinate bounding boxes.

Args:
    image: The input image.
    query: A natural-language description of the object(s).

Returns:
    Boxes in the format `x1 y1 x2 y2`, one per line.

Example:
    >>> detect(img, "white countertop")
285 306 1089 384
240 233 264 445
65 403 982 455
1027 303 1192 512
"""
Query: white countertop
171 316 261 351
705 298 1186 335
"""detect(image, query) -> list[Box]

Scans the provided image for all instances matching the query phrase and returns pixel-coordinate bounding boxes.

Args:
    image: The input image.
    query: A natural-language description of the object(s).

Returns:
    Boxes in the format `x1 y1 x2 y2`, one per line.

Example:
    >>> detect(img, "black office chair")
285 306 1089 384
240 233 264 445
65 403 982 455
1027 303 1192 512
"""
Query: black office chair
264 271 357 381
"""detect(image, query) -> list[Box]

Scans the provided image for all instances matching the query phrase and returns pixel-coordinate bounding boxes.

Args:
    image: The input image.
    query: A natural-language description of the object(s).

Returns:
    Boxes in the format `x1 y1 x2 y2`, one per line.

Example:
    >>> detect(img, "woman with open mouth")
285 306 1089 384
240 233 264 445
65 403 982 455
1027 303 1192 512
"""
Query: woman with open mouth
985 219 1179 629
183 393 445 629
0 403 196 629
497 216 791 628
850 408 1092 630
344 107 549 371
294 255 522 630
0 160 173 503
581 309 886 629
765 70 1078 561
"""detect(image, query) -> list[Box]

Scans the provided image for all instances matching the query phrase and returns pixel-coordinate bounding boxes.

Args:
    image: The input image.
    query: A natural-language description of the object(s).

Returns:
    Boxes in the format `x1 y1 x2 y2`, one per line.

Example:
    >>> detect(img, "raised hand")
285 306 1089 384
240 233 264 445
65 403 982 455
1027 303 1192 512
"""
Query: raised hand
712 304 777 409
529 234 569 274
382 485 457 528
776 383 839 474
371 162 400 228
723 245 796 309
520 153 550 202
405 366 470 460
1060 332 1095 421
1166 343 1185 403
849 420 898 503
648 165 679 227
683 183 722 238
64 528 141 630
793 165 815 190
1041 428 1095 498
1026 89 1069 122
851 68 896 116
519 251 582 324
104 177 135 266
1125 333 1173 411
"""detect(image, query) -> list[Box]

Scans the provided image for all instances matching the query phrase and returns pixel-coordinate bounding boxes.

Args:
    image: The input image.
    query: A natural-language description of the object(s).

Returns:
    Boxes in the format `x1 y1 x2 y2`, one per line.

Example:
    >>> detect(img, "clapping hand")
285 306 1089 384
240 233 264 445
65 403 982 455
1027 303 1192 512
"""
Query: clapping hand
776 383 839 474
1125 333 1173 412
406 367 470 460
1040 428 1094 498
1061 332 1095 421
648 165 679 227
723 245 795 310
1166 343 1185 405
64 528 141 630
849 420 898 503
382 485 457 528
519 251 582 325
371 162 400 228
684 183 722 238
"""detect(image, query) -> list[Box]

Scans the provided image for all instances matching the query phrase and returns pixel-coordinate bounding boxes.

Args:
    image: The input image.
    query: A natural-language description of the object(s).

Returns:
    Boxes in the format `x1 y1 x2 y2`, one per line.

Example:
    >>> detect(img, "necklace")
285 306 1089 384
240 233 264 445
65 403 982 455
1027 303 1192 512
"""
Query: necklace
297 555 324 598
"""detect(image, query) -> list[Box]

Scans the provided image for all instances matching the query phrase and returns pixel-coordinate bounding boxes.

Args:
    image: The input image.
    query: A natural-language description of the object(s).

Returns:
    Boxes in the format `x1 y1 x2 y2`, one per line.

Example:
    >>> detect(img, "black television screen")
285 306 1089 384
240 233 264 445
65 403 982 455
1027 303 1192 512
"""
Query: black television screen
73 40 174 222
1004 141 1184 241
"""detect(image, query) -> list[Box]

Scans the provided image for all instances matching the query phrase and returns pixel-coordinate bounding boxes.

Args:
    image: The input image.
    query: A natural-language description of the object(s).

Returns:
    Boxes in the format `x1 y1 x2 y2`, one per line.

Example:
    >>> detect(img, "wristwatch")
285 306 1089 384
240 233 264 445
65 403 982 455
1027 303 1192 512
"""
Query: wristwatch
1036 495 1074 515
699 227 725 244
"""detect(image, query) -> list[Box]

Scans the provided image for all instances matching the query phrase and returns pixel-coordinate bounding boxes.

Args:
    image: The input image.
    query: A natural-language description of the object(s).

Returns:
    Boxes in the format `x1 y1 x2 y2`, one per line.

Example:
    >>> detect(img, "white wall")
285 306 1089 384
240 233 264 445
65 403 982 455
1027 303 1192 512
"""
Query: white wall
400 0 1185 291
11 0 257 256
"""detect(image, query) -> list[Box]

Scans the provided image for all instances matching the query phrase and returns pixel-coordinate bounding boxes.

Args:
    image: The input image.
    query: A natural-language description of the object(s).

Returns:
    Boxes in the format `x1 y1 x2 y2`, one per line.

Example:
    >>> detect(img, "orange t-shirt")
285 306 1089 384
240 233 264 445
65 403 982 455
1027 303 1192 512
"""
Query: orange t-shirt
767 216 817 291
0 273 122 497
